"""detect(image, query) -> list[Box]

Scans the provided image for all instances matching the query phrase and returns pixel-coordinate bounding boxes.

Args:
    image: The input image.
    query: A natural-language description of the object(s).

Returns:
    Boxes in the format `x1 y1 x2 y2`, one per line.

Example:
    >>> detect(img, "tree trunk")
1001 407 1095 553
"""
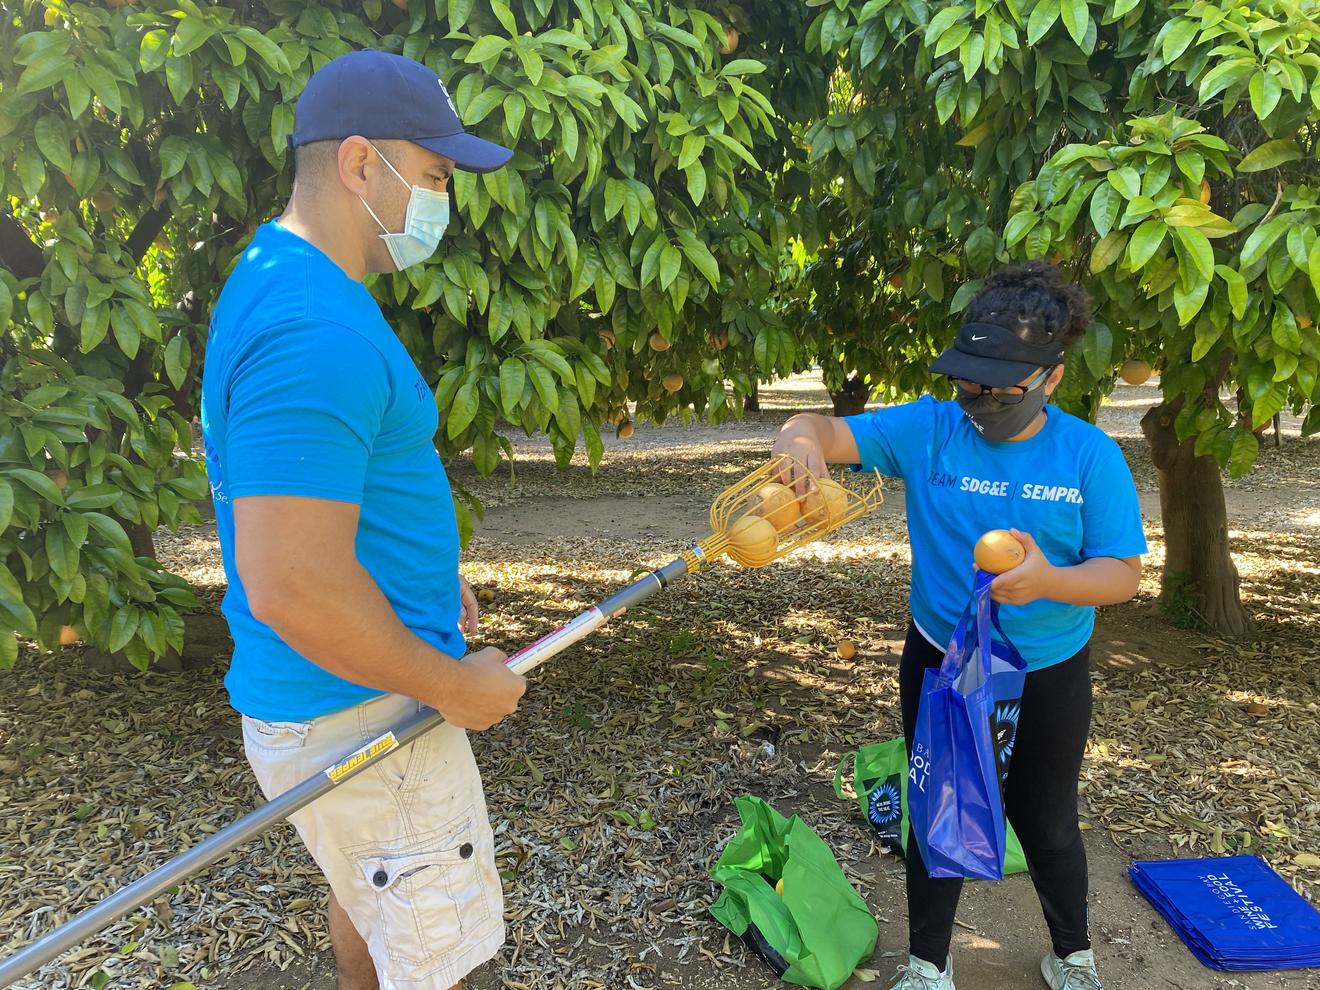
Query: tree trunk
829 373 870 417
1141 404 1252 637
744 381 760 413
127 522 155 559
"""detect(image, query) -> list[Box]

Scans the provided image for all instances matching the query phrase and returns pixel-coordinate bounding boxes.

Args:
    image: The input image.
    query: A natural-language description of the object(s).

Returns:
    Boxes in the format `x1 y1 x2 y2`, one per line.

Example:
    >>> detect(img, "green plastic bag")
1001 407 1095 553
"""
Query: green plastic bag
710 796 878 990
834 737 1029 876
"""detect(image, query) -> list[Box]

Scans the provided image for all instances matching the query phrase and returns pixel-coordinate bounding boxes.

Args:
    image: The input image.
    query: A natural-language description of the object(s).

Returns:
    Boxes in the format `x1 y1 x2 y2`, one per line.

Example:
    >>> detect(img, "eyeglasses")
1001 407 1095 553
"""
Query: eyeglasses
950 366 1055 405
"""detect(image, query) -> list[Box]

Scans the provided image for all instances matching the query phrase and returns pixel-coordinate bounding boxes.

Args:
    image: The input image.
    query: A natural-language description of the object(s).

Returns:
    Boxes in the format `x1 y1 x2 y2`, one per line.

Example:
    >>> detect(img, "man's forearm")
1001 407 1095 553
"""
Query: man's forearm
251 561 460 709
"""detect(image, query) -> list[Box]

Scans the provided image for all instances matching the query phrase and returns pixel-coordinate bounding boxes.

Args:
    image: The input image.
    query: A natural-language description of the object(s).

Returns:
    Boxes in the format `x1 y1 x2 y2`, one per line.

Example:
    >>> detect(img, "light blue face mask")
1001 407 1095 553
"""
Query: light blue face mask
360 143 450 270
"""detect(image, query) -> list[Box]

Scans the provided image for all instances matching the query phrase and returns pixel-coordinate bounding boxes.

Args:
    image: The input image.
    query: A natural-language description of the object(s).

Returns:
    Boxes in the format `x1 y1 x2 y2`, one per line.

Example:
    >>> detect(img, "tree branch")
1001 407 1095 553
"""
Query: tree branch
0 213 44 280
125 204 172 265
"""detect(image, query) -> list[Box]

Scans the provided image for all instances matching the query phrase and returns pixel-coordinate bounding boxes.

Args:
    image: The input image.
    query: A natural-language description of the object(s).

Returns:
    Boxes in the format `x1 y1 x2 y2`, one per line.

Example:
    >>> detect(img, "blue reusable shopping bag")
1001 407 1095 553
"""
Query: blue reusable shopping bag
908 569 1028 881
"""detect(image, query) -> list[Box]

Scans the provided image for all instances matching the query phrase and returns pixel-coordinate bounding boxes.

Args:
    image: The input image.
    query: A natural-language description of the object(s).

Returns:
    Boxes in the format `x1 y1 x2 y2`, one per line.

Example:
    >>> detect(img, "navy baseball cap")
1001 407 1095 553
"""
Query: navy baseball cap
290 50 513 173
929 320 1066 387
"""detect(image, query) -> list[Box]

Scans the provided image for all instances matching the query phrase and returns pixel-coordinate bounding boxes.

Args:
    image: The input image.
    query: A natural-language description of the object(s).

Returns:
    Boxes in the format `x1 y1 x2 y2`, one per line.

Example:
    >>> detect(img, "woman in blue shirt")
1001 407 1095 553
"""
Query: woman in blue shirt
772 263 1147 990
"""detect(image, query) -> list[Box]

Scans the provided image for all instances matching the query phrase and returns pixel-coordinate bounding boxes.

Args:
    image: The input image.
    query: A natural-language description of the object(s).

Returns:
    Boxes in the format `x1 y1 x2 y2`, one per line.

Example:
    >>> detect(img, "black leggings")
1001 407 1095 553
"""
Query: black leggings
899 623 1093 967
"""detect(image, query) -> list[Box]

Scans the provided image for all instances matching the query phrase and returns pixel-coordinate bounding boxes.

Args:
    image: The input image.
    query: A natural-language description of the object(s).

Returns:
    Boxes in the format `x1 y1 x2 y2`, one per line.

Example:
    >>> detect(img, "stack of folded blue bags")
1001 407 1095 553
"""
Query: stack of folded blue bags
1130 855 1320 971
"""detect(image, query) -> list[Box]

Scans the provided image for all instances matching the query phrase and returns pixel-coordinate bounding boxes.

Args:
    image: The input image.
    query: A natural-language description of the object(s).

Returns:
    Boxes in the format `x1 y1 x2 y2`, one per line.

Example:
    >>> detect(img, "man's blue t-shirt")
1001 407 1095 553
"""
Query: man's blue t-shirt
200 221 465 721
845 397 1147 670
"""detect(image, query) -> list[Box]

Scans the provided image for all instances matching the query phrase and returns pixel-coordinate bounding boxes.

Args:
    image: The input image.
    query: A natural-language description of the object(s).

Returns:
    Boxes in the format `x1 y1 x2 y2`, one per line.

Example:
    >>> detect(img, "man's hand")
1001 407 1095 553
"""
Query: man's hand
458 576 480 634
433 646 526 731
989 529 1056 605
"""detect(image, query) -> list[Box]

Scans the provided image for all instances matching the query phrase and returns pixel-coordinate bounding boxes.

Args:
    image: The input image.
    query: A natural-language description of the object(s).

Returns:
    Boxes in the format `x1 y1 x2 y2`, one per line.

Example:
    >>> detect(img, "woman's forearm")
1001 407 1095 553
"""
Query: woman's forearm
1049 556 1142 606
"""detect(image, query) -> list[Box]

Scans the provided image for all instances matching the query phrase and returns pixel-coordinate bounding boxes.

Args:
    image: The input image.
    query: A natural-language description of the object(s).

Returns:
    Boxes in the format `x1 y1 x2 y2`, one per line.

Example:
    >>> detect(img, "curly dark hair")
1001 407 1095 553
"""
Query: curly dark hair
962 261 1092 348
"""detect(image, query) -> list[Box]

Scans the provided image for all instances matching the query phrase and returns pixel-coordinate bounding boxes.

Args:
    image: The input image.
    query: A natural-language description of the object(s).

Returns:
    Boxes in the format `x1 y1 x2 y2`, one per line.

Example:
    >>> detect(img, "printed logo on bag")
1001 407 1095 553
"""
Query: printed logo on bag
1201 873 1280 931
992 700 1020 787
909 744 930 795
867 780 903 828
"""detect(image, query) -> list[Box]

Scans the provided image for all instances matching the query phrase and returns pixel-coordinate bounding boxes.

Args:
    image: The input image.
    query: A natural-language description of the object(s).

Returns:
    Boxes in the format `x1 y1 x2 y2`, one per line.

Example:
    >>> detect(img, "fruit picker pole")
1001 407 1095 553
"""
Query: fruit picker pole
1 454 883 987
0 553 699 989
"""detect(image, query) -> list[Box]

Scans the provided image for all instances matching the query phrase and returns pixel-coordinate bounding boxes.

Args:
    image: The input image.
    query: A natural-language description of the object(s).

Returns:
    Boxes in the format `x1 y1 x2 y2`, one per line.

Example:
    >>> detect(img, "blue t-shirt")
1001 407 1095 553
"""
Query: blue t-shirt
845 397 1147 670
200 221 466 721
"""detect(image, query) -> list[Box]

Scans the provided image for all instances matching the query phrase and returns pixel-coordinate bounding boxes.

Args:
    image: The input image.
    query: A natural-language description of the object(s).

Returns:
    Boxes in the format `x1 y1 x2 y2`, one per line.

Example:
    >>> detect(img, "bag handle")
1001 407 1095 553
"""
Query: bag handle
833 752 854 799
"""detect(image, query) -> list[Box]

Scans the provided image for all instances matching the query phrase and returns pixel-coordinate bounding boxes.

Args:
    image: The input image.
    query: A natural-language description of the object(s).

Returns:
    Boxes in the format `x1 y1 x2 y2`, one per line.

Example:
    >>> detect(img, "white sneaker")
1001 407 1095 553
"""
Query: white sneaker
1041 948 1103 989
888 954 954 990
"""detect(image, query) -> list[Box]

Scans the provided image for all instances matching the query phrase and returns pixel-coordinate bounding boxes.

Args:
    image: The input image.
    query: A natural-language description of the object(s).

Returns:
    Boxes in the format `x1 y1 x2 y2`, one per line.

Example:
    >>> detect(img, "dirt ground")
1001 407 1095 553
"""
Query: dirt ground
2 373 1318 990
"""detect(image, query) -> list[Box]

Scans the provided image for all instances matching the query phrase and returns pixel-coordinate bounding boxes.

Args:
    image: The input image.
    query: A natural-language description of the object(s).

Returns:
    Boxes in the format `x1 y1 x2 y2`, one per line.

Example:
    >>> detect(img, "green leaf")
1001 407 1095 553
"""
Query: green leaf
164 335 190 390
1161 20 1197 64
1025 223 1052 260
934 24 971 58
45 524 78 582
529 365 558 412
1173 226 1215 281
1004 211 1040 247
1173 276 1209 324
1127 219 1167 269
965 226 996 273
7 468 65 506
1080 322 1113 378
1107 166 1140 200
449 0 476 29
1090 231 1127 273
719 59 767 77
1309 240 1320 302
164 55 194 105
1060 0 1089 47
17 51 69 95
1237 139 1302 173
658 246 682 291
1191 318 1222 362
0 479 12 534
34 116 72 174
1215 265 1248 319
499 358 525 418
236 27 290 73
1090 182 1121 239
1027 0 1059 45
211 155 244 203
140 30 170 72
582 419 604 470
1249 71 1283 121
924 5 970 47
447 381 479 438
1241 216 1290 268
173 16 216 57
159 136 190 180
66 485 125 510
108 607 140 654
466 36 509 63
1198 58 1254 103
677 134 703 170
1272 308 1301 353
676 229 719 288
0 631 16 671
85 513 132 554
1229 428 1258 476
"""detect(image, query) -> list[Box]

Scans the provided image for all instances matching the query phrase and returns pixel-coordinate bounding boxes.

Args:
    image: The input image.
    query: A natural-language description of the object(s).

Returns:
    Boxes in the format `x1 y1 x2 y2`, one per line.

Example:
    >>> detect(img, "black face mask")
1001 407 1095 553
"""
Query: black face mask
955 383 1050 442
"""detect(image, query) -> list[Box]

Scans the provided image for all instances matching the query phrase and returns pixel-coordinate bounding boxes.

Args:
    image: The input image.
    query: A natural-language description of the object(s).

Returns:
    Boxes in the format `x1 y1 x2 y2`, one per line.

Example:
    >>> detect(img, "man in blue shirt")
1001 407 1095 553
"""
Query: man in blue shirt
201 51 525 990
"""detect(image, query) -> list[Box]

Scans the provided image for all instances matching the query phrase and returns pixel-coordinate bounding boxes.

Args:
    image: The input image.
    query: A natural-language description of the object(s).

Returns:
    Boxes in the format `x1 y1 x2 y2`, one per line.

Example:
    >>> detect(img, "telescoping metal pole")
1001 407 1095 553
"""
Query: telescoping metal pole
0 554 696 989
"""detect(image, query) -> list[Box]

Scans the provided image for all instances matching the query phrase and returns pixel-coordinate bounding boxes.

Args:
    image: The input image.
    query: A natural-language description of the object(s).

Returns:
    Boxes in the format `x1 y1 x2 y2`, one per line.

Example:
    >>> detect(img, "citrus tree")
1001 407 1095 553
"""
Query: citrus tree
783 0 1320 635
0 0 786 668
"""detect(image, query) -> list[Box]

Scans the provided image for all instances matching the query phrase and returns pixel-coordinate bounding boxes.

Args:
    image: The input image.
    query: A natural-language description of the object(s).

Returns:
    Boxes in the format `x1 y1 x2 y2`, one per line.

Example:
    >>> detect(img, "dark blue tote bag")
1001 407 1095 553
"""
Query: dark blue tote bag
908 569 1028 881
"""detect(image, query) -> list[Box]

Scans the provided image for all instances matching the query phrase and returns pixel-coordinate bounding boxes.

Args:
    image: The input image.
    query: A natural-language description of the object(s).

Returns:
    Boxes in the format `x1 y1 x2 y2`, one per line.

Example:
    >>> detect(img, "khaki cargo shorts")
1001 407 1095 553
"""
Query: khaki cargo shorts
242 693 504 989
